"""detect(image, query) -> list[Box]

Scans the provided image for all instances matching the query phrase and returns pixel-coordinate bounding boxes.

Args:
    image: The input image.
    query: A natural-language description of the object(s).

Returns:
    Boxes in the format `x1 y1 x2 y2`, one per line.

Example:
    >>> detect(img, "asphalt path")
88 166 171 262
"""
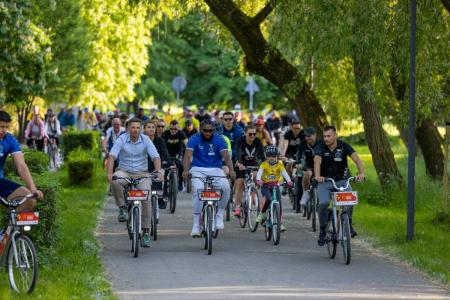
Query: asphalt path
98 191 449 300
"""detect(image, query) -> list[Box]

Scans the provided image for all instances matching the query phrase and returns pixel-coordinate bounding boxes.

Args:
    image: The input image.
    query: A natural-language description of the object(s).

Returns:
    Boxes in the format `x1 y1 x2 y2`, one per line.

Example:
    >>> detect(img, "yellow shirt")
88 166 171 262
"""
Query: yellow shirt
179 118 200 129
259 160 285 184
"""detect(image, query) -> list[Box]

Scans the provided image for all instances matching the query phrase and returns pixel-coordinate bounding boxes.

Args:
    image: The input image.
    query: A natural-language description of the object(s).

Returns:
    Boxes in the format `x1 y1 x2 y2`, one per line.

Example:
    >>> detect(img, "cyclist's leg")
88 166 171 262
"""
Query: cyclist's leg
300 170 312 205
174 159 184 190
190 167 205 235
110 170 129 207
36 139 44 152
317 182 333 227
2 179 36 211
260 186 272 213
211 168 230 211
234 171 245 206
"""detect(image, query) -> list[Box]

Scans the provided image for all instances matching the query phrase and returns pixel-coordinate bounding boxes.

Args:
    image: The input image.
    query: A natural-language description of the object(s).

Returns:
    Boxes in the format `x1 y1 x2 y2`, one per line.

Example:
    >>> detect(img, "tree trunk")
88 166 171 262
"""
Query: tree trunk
353 51 403 188
204 0 328 131
416 119 444 179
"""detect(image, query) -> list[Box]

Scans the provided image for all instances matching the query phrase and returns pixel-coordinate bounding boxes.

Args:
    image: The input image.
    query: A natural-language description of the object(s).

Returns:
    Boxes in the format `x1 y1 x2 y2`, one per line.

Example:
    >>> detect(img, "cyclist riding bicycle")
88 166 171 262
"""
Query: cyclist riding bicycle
280 120 304 194
107 117 163 247
296 127 324 206
255 145 293 231
0 111 44 213
221 111 244 160
102 117 126 170
314 125 365 246
233 124 265 217
162 120 187 191
45 112 61 146
25 112 47 152
182 119 235 237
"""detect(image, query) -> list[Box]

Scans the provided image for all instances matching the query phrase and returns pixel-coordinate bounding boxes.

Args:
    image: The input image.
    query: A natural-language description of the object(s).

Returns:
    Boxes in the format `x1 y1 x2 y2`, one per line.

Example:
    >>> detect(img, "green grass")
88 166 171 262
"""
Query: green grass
347 136 450 286
0 163 116 299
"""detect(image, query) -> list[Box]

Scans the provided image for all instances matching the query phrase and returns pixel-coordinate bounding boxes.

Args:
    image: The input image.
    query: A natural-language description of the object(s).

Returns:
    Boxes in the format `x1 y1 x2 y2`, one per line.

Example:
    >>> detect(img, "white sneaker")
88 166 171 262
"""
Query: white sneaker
300 192 310 206
215 209 224 230
191 215 201 237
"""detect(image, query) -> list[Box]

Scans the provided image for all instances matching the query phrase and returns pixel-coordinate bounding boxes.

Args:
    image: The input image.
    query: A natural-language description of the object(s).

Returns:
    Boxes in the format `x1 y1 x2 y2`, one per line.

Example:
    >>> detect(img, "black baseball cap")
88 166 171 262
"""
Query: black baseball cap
304 127 316 136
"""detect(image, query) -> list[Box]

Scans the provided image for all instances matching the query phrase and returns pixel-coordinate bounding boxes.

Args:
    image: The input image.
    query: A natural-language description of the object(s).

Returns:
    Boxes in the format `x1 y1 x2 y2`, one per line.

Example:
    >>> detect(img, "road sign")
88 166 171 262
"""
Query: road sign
245 77 259 112
172 76 187 101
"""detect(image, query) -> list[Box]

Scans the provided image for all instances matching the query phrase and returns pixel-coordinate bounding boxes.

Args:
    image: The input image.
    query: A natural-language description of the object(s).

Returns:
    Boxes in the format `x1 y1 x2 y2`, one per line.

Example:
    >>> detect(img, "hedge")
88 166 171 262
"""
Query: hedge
0 172 60 253
67 148 96 185
3 149 49 177
61 130 101 160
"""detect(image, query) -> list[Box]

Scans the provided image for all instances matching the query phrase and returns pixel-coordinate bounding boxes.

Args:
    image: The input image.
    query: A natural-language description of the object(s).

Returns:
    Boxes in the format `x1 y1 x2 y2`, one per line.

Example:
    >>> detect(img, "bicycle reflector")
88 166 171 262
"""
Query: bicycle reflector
16 212 39 226
199 190 222 201
333 192 358 206
127 190 149 201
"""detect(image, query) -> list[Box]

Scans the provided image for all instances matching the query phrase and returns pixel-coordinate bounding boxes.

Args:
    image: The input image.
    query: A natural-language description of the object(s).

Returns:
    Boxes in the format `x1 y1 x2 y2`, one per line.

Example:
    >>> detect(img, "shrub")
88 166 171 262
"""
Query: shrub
3 149 49 177
61 130 101 160
0 172 60 254
67 148 96 185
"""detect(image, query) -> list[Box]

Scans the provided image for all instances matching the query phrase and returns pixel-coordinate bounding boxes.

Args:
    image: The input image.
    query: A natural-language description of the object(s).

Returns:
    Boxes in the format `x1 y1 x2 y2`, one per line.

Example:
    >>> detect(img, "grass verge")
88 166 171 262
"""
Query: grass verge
349 137 450 286
0 163 116 299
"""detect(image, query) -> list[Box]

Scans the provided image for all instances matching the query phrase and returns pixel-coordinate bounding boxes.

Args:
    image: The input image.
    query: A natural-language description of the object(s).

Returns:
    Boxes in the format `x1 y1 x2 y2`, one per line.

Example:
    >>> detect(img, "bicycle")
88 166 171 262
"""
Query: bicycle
165 163 178 214
189 174 228 255
47 136 59 169
112 175 151 257
149 172 162 241
286 158 302 213
260 182 289 245
323 177 358 265
306 179 319 232
225 179 234 222
0 194 39 293
239 166 260 231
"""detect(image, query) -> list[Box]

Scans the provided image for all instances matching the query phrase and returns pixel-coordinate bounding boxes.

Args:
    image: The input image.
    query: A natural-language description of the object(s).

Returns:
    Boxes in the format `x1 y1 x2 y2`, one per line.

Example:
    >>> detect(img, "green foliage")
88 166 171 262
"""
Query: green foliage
3 149 49 177
61 130 101 159
67 148 96 185
135 11 283 109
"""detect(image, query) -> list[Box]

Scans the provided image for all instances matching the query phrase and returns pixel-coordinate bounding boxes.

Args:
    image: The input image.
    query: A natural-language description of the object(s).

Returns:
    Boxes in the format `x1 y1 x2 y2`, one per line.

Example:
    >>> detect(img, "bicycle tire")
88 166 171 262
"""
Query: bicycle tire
206 205 213 255
133 206 140 258
247 187 260 232
186 178 192 193
151 195 158 241
296 184 303 214
341 213 351 265
7 234 38 294
169 171 178 214
326 212 337 259
264 212 272 241
272 203 281 245
225 194 231 222
239 201 247 228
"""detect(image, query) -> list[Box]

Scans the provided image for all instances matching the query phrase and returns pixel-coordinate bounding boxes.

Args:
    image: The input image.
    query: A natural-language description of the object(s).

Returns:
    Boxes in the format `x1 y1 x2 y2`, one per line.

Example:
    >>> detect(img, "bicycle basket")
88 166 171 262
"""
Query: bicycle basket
333 191 358 206
198 190 222 201
15 211 39 226
127 190 149 201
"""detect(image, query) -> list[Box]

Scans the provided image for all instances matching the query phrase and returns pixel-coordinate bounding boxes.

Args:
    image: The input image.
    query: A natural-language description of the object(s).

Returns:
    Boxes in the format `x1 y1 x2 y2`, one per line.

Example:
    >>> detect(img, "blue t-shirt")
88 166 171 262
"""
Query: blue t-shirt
187 133 228 168
0 133 21 178
221 124 244 153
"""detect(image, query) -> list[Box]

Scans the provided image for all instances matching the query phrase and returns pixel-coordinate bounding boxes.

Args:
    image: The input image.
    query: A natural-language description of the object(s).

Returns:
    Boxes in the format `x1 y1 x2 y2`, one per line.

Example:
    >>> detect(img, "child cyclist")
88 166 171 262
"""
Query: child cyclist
255 145 293 231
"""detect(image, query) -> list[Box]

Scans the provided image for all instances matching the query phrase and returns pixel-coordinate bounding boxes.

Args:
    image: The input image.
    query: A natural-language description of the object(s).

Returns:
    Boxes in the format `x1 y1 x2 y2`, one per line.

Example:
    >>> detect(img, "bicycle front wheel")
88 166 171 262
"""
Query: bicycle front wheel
151 196 158 241
206 205 213 255
133 206 140 258
341 213 351 265
169 171 178 214
239 200 247 228
326 211 337 259
247 187 260 232
311 189 318 232
7 234 38 294
272 203 281 245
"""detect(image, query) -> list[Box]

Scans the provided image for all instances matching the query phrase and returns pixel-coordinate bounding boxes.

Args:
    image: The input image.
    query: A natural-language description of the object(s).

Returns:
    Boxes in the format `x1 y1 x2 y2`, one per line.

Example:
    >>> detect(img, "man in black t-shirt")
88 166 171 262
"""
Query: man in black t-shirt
233 124 265 216
314 126 365 246
296 127 324 206
280 120 304 193
162 120 188 190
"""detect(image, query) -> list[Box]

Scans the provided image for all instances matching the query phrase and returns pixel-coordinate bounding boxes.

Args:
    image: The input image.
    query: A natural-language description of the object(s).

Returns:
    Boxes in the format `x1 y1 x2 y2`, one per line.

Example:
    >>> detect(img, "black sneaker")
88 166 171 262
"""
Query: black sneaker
318 227 326 246
158 198 167 209
350 225 357 238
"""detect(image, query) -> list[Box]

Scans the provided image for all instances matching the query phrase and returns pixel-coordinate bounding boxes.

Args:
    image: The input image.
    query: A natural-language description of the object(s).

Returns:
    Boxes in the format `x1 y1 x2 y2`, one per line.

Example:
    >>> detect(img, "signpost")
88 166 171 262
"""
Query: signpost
172 76 187 102
245 77 259 112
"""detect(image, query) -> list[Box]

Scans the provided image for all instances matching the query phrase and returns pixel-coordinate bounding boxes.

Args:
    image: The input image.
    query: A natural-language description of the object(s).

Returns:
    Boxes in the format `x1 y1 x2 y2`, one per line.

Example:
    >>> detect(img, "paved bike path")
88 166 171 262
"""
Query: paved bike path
97 192 448 300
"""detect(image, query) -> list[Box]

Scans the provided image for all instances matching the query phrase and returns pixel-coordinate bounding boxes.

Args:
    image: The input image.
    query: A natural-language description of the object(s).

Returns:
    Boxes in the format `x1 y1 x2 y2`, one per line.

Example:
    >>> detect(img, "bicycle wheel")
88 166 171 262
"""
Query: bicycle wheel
272 203 281 245
7 234 38 294
264 213 272 241
206 205 213 255
186 178 192 193
225 192 231 222
311 189 318 232
133 206 140 258
151 196 158 241
247 187 260 232
239 200 247 228
341 212 351 265
169 171 178 214
296 183 303 214
326 212 337 259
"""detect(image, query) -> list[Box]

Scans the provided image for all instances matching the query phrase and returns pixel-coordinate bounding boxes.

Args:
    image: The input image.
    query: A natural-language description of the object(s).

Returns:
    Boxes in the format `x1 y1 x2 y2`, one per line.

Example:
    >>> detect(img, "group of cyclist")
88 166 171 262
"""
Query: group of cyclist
104 106 365 248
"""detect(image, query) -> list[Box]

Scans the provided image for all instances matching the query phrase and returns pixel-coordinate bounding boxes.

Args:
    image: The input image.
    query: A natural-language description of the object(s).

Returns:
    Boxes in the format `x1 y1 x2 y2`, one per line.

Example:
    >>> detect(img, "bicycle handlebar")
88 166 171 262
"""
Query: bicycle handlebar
325 177 356 191
0 193 37 208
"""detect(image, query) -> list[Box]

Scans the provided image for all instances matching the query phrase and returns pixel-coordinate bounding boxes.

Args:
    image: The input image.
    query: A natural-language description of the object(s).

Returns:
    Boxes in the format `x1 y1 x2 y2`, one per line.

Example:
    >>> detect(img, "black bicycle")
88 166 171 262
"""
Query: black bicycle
0 194 39 293
165 164 178 214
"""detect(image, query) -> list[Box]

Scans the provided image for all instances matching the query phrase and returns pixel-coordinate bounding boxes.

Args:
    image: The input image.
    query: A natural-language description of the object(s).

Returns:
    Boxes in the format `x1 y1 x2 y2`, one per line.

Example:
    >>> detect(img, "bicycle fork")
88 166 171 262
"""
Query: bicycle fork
130 204 142 238
10 231 29 269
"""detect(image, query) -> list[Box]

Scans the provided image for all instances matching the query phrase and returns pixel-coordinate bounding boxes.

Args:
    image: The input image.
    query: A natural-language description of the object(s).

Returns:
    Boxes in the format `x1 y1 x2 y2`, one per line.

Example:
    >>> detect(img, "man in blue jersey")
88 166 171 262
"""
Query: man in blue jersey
0 111 43 211
182 119 235 237
221 111 244 160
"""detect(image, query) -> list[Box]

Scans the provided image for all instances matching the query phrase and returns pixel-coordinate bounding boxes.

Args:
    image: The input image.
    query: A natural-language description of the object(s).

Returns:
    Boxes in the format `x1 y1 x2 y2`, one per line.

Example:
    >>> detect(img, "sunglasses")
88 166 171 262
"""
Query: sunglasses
223 118 233 121
248 132 256 136
157 125 165 128
202 129 214 133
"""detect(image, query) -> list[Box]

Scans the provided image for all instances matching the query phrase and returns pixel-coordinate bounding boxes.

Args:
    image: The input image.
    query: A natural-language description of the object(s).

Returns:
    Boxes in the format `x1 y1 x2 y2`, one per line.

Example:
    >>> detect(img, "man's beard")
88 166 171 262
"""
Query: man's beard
202 134 213 141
